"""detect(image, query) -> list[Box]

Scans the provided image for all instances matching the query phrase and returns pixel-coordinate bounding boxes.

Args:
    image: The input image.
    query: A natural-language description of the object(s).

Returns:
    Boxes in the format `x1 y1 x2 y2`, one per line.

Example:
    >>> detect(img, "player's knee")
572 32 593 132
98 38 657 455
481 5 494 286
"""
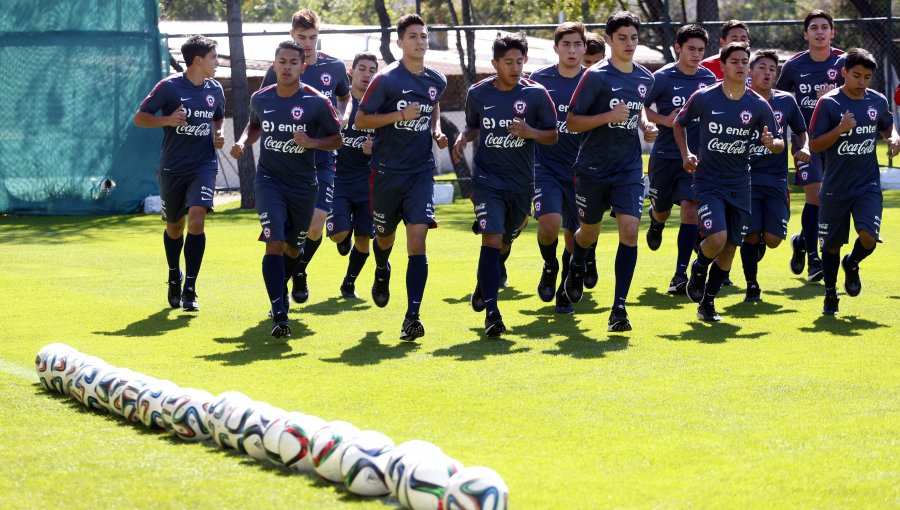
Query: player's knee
283 245 301 259
331 231 349 244
764 233 782 248
704 232 727 252
266 241 285 255
482 234 502 249
680 203 698 222
858 230 877 249
744 232 761 244
354 236 370 252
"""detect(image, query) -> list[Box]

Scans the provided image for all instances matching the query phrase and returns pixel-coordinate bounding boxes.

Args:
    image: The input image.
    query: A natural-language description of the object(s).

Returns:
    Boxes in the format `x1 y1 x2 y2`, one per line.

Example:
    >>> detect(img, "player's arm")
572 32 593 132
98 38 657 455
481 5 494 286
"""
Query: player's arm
672 117 697 173
134 108 186 128
355 103 420 130
212 117 225 149
508 118 557 144
295 131 343 151
431 102 448 149
640 107 658 143
451 124 479 164
335 93 351 124
567 105 629 132
230 122 260 159
793 131 811 163
644 105 676 128
810 106 854 153
879 123 900 157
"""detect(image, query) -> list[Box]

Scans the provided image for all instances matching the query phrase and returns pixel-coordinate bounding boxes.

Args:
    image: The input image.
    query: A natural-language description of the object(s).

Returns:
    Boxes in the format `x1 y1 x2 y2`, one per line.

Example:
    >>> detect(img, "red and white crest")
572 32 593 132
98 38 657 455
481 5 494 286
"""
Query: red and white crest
321 73 332 87
479 219 487 230
740 110 752 125
703 219 713 230
534 201 541 212
376 225 385 233
698 83 708 90
867 106 878 121
263 227 271 239
827 68 838 81
291 106 304 120
326 222 334 232
428 86 438 101
513 99 527 115
638 83 648 98
800 170 809 180
206 95 215 108
774 110 783 124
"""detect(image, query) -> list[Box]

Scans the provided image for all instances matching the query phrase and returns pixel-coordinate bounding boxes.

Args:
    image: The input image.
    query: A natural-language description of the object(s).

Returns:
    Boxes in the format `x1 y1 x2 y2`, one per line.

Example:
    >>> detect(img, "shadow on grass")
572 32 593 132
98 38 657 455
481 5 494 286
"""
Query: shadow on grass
442 285 533 307
94 308 195 337
0 214 146 243
769 280 822 301
660 320 767 344
799 314 888 337
633 285 686 311
300 296 372 316
321 331 419 366
511 303 630 358
722 300 797 319
198 319 309 366
432 336 530 361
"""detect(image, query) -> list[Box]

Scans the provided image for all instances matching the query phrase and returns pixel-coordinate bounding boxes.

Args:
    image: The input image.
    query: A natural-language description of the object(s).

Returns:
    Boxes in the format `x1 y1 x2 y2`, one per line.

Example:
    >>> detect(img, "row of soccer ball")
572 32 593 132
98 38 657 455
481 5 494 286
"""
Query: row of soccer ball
34 343 508 509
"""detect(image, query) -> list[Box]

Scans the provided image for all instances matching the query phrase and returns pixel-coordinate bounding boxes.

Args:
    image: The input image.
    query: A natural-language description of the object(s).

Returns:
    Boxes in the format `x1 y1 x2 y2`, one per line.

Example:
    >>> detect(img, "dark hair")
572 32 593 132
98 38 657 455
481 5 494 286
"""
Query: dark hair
750 49 778 69
276 40 305 61
291 9 319 31
804 9 834 31
554 22 586 45
493 32 528 60
605 11 641 36
182 35 217 67
720 41 750 62
720 20 750 40
397 13 426 39
676 24 708 46
585 32 605 56
352 52 378 69
844 47 877 70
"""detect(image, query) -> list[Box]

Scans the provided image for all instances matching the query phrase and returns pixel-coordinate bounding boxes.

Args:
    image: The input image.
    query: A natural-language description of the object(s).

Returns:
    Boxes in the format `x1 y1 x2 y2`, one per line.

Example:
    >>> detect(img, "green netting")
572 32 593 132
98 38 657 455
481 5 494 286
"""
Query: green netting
0 0 167 215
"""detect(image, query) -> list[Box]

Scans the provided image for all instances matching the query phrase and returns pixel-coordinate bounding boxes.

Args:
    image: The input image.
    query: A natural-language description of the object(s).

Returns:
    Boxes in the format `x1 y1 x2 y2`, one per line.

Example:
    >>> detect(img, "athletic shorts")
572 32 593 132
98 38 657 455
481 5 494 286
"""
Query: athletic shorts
574 175 644 225
648 156 694 213
533 173 579 232
157 169 216 223
327 176 374 238
696 186 751 246
370 168 437 236
749 184 790 239
255 174 317 249
794 151 824 187
471 182 530 244
818 187 882 250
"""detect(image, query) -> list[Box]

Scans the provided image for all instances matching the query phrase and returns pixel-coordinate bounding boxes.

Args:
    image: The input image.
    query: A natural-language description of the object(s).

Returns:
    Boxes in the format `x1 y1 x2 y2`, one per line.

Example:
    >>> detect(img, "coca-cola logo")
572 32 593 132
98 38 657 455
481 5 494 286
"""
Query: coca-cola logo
638 83 648 98
428 86 438 100
485 133 526 149
514 99 527 114
206 95 215 108
740 110 752 125
321 73 332 86
263 136 307 154
868 107 877 121
175 123 211 137
827 68 838 81
292 106 304 120
837 138 876 156
707 137 749 154
343 135 368 149
395 116 432 132
801 96 818 109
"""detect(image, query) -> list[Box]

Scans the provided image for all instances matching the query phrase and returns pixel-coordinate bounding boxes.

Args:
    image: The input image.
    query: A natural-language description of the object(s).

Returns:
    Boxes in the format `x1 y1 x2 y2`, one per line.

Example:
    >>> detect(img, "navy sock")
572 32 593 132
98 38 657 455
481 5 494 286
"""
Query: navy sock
676 223 698 275
499 247 510 277
740 241 759 283
163 231 184 281
849 238 875 266
558 249 572 293
822 250 840 290
703 263 729 303
477 247 501 314
262 254 286 319
613 243 637 309
587 240 597 263
406 254 428 318
283 254 300 288
572 239 589 270
345 247 369 283
696 248 714 268
183 233 205 292
538 238 559 268
802 204 819 259
373 241 392 271
297 236 321 275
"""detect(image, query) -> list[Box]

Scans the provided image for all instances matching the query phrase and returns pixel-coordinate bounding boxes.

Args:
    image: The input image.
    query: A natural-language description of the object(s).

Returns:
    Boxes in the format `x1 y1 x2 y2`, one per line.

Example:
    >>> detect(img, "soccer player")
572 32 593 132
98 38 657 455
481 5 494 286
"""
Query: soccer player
529 22 588 315
328 52 378 299
675 42 782 321
808 48 900 315
230 41 342 337
564 11 658 332
776 10 845 282
741 49 809 302
699 20 750 79
260 9 351 304
134 35 226 312
643 24 717 295
452 32 557 336
582 32 606 67
355 14 449 341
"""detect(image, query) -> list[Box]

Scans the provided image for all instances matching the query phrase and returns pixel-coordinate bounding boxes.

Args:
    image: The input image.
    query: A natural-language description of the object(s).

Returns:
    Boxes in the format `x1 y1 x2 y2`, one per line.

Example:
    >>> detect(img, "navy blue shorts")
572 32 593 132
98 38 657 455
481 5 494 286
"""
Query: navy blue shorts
255 175 317 248
327 176 374 238
315 176 334 213
471 182 530 244
157 169 216 223
818 187 882 250
370 168 437 236
696 187 751 246
749 184 789 239
648 156 694 213
533 173 579 232
794 151 824 187
574 175 644 225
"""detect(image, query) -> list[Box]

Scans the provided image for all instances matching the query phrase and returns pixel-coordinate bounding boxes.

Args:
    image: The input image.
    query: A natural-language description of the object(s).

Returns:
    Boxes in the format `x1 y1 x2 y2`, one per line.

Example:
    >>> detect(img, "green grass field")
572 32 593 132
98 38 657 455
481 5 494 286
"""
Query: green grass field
2 191 899 509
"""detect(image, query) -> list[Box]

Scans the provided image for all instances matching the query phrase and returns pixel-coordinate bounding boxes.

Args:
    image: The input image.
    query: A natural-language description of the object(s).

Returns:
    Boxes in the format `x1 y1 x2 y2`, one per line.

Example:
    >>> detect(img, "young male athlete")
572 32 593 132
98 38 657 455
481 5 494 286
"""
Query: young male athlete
564 11 658 332
327 52 378 298
741 49 809 302
134 35 225 312
356 14 449 341
776 10 845 282
699 20 750 79
643 24 717 295
230 41 342 337
582 32 606 67
260 9 351 304
453 32 557 336
675 42 782 321
808 48 900 315
530 22 588 315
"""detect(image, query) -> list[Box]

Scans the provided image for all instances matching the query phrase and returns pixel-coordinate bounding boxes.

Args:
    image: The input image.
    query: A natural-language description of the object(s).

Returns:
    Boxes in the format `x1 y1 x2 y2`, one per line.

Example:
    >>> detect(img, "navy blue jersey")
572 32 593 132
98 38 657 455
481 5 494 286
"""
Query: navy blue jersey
139 74 225 175
528 64 584 180
249 84 341 188
775 49 845 125
464 77 557 193
676 83 780 190
811 88 892 193
646 63 718 159
336 96 374 182
749 91 807 187
360 61 446 174
569 60 655 182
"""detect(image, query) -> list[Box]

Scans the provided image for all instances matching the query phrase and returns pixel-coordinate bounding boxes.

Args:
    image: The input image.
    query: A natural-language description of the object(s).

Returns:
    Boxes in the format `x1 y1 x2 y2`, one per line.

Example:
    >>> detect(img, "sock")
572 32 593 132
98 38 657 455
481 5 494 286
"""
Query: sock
538 238 559 268
297 236 321 275
650 216 665 230
262 254 286 319
283 253 300 290
613 243 638 309
373 241 393 271
822 250 840 290
696 248 714 268
477 247 501 314
702 262 729 303
406 254 428 318
558 249 572 294
499 247 511 277
571 240 589 271
587 240 598 264
849 238 875 266
802 204 820 259
676 224 698 275
740 241 759 284
345 247 369 283
183 232 205 292
163 231 184 281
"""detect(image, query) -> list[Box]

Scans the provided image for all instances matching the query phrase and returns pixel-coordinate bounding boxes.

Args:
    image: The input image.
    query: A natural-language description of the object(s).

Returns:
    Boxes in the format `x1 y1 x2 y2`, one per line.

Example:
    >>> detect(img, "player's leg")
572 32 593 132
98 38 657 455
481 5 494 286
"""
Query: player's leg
292 196 329 304
535 178 563 301
687 190 729 304
398 171 438 341
369 170 400 309
841 191 882 299
164 218 186 309
669 199 698 295
607 182 643 331
740 189 764 302
565 178 606 304
555 228 576 314
645 156 673 251
479 233 505 337
179 173 215 312
342 195 374 299
327 192 353 256
802 181 823 281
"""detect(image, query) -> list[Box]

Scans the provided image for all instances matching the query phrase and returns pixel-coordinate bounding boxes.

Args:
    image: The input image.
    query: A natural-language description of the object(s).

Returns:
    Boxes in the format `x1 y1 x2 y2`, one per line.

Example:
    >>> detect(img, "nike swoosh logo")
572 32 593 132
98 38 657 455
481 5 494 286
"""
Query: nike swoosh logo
673 86 684 90
546 89 555 92
402 89 414 94
263 109 275 113
484 105 496 110
180 97 191 101
800 73 812 77
712 110 724 115
611 87 623 91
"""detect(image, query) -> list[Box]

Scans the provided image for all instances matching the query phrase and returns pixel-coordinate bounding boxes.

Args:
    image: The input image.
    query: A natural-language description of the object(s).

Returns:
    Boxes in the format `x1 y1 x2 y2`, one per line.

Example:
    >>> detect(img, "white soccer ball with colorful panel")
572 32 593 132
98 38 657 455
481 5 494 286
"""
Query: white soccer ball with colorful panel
340 430 394 496
206 391 252 449
135 379 179 429
277 412 326 472
36 345 80 394
386 440 445 498
443 467 508 510
399 455 463 510
161 388 215 441
71 363 118 411
310 420 360 482
239 402 286 461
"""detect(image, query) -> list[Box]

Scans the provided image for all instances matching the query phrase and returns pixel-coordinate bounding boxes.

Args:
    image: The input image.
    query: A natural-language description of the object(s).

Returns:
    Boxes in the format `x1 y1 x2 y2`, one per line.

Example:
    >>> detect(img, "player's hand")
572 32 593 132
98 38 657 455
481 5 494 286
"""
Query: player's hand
816 84 836 99
642 121 658 143
607 103 630 124
888 136 900 158
508 117 531 139
230 143 245 159
760 126 775 149
293 130 315 149
451 134 467 164
362 134 373 155
168 104 188 127
794 146 812 164
839 110 857 133
683 153 698 173
401 102 421 122
433 131 448 149
213 129 225 149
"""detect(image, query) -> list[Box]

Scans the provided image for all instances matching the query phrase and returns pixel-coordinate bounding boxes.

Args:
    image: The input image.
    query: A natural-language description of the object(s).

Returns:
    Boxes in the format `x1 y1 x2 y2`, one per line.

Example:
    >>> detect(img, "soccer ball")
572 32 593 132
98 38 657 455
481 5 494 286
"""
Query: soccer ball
161 388 215 441
48 350 86 396
206 391 252 449
261 413 291 466
94 367 128 412
310 420 361 482
277 412 326 472
218 398 261 451
399 455 463 510
62 354 106 396
239 402 285 461
108 370 149 417
135 379 179 429
386 440 445 498
120 376 154 423
442 467 508 510
35 344 79 393
340 430 394 496
71 363 118 411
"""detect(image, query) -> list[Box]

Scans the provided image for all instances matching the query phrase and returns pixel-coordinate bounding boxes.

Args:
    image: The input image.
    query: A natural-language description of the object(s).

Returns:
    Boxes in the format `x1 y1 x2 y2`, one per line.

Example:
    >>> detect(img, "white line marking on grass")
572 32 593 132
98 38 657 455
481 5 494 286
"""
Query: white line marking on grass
0 359 38 382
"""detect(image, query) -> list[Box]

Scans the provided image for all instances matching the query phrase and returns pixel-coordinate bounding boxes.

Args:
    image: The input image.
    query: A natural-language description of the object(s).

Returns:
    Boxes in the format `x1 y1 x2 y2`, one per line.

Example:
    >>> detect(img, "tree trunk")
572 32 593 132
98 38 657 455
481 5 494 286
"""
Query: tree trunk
581 0 592 24
446 0 475 88
225 0 256 209
696 0 721 55
374 0 395 64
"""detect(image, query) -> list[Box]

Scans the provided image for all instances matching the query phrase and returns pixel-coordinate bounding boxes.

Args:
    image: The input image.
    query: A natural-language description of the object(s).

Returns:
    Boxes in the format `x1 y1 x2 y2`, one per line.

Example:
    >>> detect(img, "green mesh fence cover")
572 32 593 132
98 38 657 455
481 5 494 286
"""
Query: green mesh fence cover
0 0 167 215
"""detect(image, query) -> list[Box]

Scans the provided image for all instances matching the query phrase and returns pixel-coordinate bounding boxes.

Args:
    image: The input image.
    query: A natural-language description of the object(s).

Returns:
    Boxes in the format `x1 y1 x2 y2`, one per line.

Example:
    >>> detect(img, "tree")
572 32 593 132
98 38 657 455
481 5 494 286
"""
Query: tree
373 0 395 64
224 0 256 209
